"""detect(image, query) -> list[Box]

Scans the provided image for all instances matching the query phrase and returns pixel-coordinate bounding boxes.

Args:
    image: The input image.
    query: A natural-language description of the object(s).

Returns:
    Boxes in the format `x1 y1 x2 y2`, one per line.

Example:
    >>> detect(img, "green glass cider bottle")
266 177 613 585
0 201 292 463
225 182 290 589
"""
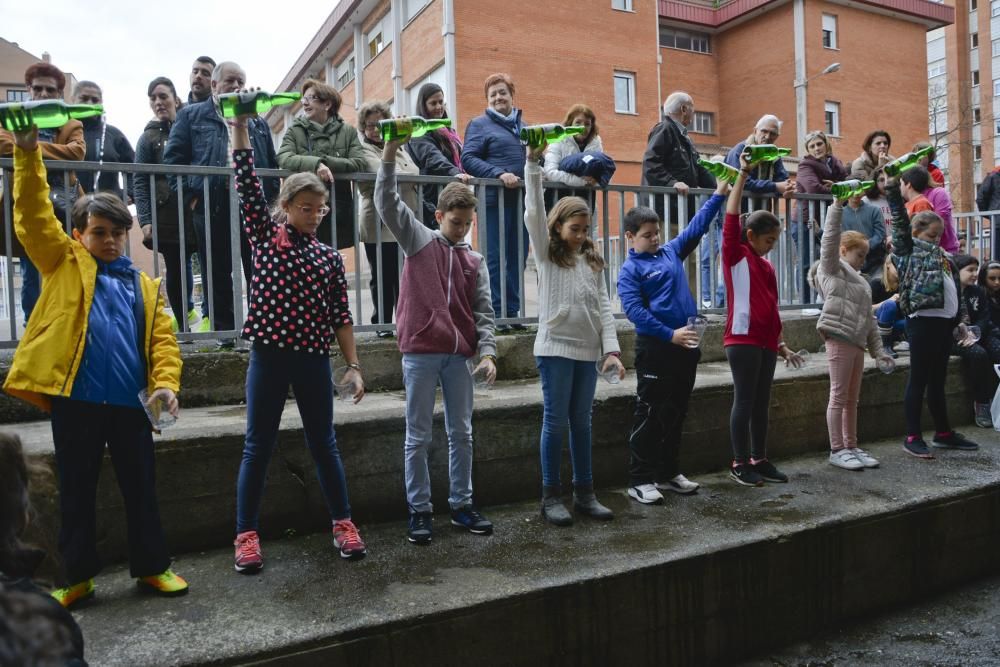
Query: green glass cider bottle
882 145 935 178
830 179 875 199
218 91 301 118
697 158 740 184
0 100 103 131
519 124 586 148
741 144 792 163
378 116 452 142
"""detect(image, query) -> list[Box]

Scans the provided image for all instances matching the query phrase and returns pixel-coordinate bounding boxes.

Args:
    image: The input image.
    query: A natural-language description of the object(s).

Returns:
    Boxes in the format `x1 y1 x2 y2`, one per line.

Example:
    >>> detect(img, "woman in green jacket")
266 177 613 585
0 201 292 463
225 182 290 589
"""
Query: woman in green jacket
277 78 366 249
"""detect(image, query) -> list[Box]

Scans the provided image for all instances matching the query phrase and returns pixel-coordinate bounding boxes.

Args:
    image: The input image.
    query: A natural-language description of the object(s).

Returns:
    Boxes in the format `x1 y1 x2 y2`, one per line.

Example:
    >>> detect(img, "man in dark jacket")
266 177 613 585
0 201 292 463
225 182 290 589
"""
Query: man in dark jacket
977 166 1000 260
187 56 214 104
72 81 135 200
164 60 278 337
641 91 715 223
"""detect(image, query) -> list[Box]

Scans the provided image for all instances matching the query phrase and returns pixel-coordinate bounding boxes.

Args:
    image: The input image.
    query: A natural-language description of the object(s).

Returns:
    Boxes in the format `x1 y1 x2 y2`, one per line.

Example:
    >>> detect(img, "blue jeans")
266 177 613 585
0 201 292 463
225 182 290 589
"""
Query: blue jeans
876 299 906 338
401 353 475 513
536 356 598 488
20 256 39 323
236 345 351 533
486 191 528 318
50 398 170 584
698 213 725 306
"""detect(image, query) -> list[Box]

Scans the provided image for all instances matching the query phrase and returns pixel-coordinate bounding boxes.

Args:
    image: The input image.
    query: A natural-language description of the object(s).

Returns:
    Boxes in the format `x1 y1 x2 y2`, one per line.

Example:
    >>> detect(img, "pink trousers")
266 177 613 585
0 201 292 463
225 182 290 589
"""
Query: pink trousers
825 338 865 451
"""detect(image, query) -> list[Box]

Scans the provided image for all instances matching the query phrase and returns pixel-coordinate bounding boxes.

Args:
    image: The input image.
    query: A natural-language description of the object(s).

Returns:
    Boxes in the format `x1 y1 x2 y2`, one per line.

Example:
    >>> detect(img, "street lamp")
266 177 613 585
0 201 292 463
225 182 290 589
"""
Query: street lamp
794 62 841 156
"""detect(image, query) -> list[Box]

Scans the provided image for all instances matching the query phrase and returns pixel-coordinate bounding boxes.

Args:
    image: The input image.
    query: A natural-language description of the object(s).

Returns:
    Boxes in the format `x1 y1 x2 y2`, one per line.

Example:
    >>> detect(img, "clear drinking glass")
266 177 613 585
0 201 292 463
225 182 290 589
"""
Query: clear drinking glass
596 354 621 384
686 315 709 349
332 366 360 403
138 389 176 429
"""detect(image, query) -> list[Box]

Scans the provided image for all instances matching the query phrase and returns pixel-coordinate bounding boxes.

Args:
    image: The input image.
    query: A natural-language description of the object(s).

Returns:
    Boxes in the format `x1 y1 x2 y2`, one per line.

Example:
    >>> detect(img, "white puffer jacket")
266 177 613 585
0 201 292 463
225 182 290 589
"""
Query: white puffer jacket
542 134 603 187
813 201 884 356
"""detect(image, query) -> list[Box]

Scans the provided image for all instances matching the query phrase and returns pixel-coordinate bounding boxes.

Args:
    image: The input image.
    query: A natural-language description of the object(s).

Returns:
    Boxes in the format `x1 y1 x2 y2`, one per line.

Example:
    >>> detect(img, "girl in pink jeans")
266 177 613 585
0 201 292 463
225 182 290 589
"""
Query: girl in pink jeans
811 200 894 470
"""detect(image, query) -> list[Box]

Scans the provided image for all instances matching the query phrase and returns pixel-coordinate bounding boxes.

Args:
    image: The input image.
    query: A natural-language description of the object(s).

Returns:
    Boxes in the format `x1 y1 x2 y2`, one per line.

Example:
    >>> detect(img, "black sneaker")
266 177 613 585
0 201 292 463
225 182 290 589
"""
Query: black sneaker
751 459 789 483
496 324 511 333
509 323 527 331
931 431 980 451
729 463 764 487
407 512 433 545
450 505 493 535
902 436 935 459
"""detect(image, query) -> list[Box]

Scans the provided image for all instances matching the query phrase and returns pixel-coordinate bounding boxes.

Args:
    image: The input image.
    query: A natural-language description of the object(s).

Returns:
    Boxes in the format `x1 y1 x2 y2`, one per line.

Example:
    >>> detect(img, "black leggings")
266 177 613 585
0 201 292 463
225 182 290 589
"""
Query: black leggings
953 334 1000 404
726 345 777 463
904 317 954 435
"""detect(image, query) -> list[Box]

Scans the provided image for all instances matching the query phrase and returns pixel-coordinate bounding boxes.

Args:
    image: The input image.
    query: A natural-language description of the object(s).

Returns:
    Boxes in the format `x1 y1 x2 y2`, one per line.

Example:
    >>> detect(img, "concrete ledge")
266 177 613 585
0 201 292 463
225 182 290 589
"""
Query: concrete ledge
0 314 825 423
73 434 1000 666
13 352 972 565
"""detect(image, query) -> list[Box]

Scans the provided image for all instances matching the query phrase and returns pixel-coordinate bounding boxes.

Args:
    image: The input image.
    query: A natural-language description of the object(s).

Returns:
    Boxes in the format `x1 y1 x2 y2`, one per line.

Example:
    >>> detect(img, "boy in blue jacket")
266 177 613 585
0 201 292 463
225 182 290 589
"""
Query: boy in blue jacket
618 179 729 504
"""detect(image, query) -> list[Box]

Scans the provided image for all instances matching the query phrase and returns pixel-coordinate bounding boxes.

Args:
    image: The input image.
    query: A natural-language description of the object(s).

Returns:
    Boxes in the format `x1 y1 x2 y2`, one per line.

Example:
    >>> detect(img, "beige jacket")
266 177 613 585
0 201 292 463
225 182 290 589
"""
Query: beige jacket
812 201 884 356
357 138 420 244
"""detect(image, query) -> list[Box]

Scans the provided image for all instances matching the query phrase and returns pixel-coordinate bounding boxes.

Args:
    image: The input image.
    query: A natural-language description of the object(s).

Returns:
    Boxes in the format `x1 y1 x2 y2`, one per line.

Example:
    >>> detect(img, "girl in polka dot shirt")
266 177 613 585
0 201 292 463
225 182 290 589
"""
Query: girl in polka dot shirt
229 114 367 573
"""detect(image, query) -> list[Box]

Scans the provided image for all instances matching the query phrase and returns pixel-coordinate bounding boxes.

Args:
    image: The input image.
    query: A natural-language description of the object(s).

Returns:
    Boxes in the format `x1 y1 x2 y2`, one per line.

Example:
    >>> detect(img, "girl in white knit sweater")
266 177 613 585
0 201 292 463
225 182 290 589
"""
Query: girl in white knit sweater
524 142 624 526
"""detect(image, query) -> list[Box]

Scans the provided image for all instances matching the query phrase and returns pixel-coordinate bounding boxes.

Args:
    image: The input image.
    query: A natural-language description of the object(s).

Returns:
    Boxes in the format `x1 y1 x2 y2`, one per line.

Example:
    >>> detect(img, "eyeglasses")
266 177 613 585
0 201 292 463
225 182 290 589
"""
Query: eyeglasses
294 204 330 217
364 122 380 130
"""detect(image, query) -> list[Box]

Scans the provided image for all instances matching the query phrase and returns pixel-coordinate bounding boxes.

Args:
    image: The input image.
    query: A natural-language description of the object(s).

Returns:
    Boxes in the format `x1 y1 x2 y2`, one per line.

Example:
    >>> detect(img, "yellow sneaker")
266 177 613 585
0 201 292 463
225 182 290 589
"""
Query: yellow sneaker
136 569 189 597
196 317 212 333
51 578 95 609
170 314 180 333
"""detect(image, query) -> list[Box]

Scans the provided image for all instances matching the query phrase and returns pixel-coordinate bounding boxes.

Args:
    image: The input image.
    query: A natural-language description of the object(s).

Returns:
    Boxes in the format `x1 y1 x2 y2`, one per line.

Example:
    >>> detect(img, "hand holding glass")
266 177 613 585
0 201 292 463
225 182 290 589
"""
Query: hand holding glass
333 366 364 404
597 354 624 384
686 315 709 349
785 349 810 370
139 388 178 430
954 323 981 347
466 357 496 392
876 355 895 374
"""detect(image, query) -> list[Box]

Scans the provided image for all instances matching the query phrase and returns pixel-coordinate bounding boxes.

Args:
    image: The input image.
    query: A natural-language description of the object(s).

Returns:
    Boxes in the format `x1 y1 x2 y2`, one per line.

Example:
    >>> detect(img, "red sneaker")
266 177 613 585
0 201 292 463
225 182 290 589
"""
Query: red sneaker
234 530 263 573
332 519 367 560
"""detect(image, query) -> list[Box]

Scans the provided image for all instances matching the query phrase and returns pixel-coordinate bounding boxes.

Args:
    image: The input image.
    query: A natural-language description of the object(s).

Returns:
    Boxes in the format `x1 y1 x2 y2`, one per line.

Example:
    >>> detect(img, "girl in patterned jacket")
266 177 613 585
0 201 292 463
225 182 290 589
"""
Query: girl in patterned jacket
886 177 979 457
228 111 367 573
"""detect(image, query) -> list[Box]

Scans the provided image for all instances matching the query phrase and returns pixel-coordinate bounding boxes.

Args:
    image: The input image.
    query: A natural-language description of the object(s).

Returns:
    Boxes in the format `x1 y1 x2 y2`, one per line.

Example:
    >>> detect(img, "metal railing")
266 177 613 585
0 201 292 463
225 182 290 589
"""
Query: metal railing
953 210 1000 260
1 157 834 348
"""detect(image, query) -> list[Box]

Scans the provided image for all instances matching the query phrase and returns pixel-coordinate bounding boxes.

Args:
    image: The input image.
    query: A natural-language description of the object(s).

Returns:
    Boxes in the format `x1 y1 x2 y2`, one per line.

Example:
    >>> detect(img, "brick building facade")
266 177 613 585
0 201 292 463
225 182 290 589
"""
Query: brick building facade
267 0 952 185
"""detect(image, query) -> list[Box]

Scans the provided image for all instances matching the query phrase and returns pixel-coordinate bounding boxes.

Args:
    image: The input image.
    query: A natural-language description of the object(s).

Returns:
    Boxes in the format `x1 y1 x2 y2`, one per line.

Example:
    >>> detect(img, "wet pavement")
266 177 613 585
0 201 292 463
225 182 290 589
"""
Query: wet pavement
742 575 1000 666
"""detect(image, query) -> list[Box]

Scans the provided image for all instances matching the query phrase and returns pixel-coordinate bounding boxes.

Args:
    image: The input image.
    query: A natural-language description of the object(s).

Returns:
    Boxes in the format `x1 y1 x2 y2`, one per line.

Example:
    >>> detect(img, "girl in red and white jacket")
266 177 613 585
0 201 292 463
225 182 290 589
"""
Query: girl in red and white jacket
722 152 803 487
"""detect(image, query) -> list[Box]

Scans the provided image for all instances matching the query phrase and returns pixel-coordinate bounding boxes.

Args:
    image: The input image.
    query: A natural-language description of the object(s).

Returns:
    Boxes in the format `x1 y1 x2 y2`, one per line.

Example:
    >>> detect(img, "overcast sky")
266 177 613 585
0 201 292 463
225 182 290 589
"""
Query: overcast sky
2 0 338 147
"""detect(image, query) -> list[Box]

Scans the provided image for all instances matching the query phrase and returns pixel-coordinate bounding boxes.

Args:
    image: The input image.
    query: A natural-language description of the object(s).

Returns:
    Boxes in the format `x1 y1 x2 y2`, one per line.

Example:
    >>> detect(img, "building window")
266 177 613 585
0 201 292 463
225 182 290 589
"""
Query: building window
689 111 714 134
365 13 392 63
972 32 980 48
993 0 1000 16
5 90 29 102
612 0 633 9
974 70 981 86
403 0 430 22
928 60 946 78
824 101 841 136
335 56 355 89
971 0 978 9
974 107 983 124
613 71 636 114
994 79 1000 96
975 144 983 161
659 27 711 53
822 14 838 49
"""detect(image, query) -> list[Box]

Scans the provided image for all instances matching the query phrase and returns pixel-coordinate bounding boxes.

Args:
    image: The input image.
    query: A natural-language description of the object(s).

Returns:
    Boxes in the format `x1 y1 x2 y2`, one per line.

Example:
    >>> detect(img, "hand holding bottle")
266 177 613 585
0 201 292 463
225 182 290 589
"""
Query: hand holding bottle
527 140 546 162
382 134 409 162
11 123 37 152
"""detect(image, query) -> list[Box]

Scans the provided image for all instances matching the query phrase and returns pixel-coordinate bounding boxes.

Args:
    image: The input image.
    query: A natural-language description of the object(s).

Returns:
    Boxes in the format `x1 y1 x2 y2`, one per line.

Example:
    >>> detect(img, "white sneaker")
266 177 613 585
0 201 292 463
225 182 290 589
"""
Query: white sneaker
849 447 880 468
829 449 864 470
627 483 664 505
656 474 700 495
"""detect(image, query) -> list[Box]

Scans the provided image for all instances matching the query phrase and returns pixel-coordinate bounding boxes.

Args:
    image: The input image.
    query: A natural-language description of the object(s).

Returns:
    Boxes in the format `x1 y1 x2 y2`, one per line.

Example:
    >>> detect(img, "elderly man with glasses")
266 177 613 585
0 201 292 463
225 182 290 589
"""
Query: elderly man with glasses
164 60 278 342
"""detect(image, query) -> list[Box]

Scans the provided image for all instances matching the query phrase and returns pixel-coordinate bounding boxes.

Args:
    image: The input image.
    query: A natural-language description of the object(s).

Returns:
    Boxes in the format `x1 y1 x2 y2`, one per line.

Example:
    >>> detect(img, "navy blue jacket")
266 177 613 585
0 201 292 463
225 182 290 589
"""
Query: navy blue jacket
724 141 789 194
617 194 725 342
163 99 278 204
559 151 617 187
461 110 524 205
69 256 146 409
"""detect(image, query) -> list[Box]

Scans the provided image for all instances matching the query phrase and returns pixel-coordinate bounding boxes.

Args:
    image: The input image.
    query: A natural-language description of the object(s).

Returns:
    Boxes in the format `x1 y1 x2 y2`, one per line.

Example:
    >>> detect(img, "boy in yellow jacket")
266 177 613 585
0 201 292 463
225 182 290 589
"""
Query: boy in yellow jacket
3 123 187 608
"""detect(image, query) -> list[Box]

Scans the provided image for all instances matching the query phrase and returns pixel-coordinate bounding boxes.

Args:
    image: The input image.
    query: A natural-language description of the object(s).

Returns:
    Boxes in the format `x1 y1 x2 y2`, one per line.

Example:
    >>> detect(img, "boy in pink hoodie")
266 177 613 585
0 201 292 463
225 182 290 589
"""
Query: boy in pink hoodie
375 135 497 546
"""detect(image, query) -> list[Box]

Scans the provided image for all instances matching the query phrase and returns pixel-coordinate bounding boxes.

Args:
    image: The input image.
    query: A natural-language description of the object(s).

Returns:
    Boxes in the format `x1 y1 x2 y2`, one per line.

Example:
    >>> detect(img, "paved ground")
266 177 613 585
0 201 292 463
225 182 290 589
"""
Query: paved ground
69 432 1000 666
742 575 1000 667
